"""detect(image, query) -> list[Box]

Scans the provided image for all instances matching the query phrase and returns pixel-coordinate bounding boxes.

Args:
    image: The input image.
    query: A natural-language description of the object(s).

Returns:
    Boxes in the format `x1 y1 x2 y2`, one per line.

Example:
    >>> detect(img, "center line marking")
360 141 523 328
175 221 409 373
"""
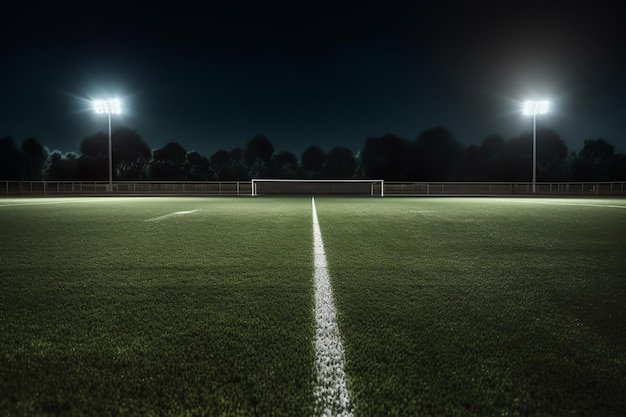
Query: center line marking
311 197 354 417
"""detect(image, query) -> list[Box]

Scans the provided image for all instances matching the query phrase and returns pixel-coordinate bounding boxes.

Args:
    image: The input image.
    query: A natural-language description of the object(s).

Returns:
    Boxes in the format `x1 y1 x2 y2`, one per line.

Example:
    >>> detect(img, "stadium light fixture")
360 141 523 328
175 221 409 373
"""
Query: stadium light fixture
523 100 549 193
93 99 121 192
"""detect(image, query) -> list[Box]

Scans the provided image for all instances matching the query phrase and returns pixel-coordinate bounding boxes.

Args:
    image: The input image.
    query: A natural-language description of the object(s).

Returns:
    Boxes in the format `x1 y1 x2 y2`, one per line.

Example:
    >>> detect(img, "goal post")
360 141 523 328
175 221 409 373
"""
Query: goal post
251 179 384 197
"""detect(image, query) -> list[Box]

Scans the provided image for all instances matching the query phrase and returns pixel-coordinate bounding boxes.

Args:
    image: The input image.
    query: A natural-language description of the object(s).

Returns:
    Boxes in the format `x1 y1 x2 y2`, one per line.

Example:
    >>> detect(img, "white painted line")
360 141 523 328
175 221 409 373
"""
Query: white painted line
0 198 107 208
145 209 201 222
172 210 200 215
0 197 155 208
311 197 354 417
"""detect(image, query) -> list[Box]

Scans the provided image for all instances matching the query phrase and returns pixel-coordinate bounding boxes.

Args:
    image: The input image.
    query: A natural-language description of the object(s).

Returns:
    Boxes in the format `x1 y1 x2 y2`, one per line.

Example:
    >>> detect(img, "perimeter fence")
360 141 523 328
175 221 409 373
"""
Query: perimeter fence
0 181 251 196
384 181 626 196
2 180 626 196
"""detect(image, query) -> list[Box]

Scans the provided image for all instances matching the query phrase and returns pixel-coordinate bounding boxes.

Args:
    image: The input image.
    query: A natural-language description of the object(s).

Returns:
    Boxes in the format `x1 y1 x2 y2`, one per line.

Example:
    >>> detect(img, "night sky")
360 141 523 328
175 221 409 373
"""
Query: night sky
2 1 624 157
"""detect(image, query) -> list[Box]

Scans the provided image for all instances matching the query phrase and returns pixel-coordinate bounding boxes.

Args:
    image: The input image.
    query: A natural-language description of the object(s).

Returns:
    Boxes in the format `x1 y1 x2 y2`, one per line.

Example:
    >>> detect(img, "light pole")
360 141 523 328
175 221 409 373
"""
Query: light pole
523 100 549 193
94 99 121 192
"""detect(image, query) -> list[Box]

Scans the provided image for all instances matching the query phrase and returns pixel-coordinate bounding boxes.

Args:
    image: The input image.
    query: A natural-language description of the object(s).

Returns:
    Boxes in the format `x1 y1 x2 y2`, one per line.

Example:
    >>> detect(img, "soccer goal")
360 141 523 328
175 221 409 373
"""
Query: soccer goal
251 179 384 196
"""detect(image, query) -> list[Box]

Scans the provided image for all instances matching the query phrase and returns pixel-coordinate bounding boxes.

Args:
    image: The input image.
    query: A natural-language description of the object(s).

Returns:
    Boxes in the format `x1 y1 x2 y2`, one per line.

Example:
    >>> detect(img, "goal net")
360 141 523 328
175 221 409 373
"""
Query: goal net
251 179 384 196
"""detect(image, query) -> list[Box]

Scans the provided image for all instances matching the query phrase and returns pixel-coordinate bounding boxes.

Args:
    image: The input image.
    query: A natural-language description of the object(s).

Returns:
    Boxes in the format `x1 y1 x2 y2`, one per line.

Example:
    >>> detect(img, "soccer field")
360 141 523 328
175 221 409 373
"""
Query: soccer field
1 197 625 416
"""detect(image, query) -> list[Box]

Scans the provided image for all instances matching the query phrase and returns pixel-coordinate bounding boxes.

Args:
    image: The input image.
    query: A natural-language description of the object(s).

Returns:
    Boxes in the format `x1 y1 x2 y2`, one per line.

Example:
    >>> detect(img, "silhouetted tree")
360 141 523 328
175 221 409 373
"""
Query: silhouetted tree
76 154 107 180
244 135 274 177
535 129 568 181
185 151 211 180
324 146 356 178
78 132 108 180
415 126 465 180
571 138 614 181
112 128 151 180
466 135 507 180
608 154 626 180
268 151 300 178
229 147 248 179
8 123 622 184
466 144 481 180
503 134 532 181
46 151 78 180
210 149 230 179
21 137 48 180
502 129 568 182
79 128 150 180
358 134 412 180
80 132 108 157
209 148 248 180
148 142 187 180
0 136 23 180
301 145 326 178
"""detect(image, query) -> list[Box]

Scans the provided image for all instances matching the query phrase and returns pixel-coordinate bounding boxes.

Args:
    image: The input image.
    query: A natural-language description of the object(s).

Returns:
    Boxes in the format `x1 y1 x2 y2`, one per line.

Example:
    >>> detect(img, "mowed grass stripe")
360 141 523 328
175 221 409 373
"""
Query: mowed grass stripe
318 197 626 416
311 197 353 417
0 197 316 416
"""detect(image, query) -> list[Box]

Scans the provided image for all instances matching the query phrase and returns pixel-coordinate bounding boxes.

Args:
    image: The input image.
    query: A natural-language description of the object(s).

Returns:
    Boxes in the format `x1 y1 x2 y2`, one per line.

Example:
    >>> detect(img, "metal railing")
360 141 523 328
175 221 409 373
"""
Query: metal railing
384 181 626 196
1 180 625 196
0 181 252 196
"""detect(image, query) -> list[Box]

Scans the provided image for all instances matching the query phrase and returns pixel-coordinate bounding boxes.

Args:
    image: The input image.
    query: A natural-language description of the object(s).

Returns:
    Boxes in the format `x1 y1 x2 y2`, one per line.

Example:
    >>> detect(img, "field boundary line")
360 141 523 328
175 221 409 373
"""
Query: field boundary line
0 198 108 208
145 209 201 222
311 197 354 417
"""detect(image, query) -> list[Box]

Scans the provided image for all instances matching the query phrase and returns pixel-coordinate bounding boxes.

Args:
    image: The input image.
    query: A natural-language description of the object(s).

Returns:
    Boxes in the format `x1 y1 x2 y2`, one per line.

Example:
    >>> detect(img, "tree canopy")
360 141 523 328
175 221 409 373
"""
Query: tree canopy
2 126 625 182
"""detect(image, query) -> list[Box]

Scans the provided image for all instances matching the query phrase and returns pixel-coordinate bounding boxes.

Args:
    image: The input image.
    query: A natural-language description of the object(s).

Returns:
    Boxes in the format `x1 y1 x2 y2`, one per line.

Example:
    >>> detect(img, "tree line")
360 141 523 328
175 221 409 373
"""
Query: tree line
1 126 625 182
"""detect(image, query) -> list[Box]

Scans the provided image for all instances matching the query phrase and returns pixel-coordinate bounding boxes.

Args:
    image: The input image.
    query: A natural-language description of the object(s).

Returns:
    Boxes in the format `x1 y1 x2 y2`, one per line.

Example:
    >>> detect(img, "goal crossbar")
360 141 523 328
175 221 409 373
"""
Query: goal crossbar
251 179 384 197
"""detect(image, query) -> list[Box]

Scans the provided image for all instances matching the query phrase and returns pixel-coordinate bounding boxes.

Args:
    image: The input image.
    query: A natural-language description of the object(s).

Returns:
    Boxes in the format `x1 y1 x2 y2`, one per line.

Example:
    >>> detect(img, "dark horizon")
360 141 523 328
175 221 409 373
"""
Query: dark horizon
2 1 625 158
2 125 624 183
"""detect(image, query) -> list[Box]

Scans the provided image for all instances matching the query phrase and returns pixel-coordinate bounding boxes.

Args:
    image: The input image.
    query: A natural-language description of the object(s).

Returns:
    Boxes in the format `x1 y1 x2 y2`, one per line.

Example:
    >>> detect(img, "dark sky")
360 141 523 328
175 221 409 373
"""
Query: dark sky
1 1 624 157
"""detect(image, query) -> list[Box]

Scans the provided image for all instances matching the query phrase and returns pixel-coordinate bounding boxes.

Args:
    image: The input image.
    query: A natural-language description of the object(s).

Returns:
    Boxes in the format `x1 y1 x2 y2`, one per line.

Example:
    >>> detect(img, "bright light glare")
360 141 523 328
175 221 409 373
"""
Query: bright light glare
94 99 121 114
523 100 549 115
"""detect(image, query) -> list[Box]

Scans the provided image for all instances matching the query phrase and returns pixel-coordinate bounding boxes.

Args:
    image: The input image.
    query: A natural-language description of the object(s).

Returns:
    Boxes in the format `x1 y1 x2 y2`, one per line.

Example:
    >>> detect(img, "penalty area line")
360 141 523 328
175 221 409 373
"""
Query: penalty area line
311 197 354 417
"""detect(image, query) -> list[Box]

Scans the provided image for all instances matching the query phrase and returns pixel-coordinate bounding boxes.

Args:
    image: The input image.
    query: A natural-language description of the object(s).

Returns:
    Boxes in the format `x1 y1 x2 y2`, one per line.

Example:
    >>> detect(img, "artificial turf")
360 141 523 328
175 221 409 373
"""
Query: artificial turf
0 197 316 416
317 197 626 416
1 196 625 416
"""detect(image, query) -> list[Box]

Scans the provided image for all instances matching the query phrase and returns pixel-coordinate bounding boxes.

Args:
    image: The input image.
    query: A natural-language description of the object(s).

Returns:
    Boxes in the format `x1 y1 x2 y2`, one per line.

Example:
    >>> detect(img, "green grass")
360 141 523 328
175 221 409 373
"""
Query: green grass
1 196 625 416
317 197 626 416
0 198 316 416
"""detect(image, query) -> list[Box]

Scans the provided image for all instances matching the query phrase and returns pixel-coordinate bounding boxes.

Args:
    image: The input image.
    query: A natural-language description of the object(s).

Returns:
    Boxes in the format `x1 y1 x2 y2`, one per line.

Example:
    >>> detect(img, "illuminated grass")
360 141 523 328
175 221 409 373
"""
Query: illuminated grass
0 197 315 416
317 197 626 416
1 196 625 416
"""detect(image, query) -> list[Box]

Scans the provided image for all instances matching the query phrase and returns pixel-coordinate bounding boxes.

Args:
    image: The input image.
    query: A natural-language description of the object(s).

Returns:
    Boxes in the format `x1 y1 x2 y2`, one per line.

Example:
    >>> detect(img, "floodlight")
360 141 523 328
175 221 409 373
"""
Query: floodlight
523 100 549 115
94 99 121 114
522 99 550 193
93 98 122 192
